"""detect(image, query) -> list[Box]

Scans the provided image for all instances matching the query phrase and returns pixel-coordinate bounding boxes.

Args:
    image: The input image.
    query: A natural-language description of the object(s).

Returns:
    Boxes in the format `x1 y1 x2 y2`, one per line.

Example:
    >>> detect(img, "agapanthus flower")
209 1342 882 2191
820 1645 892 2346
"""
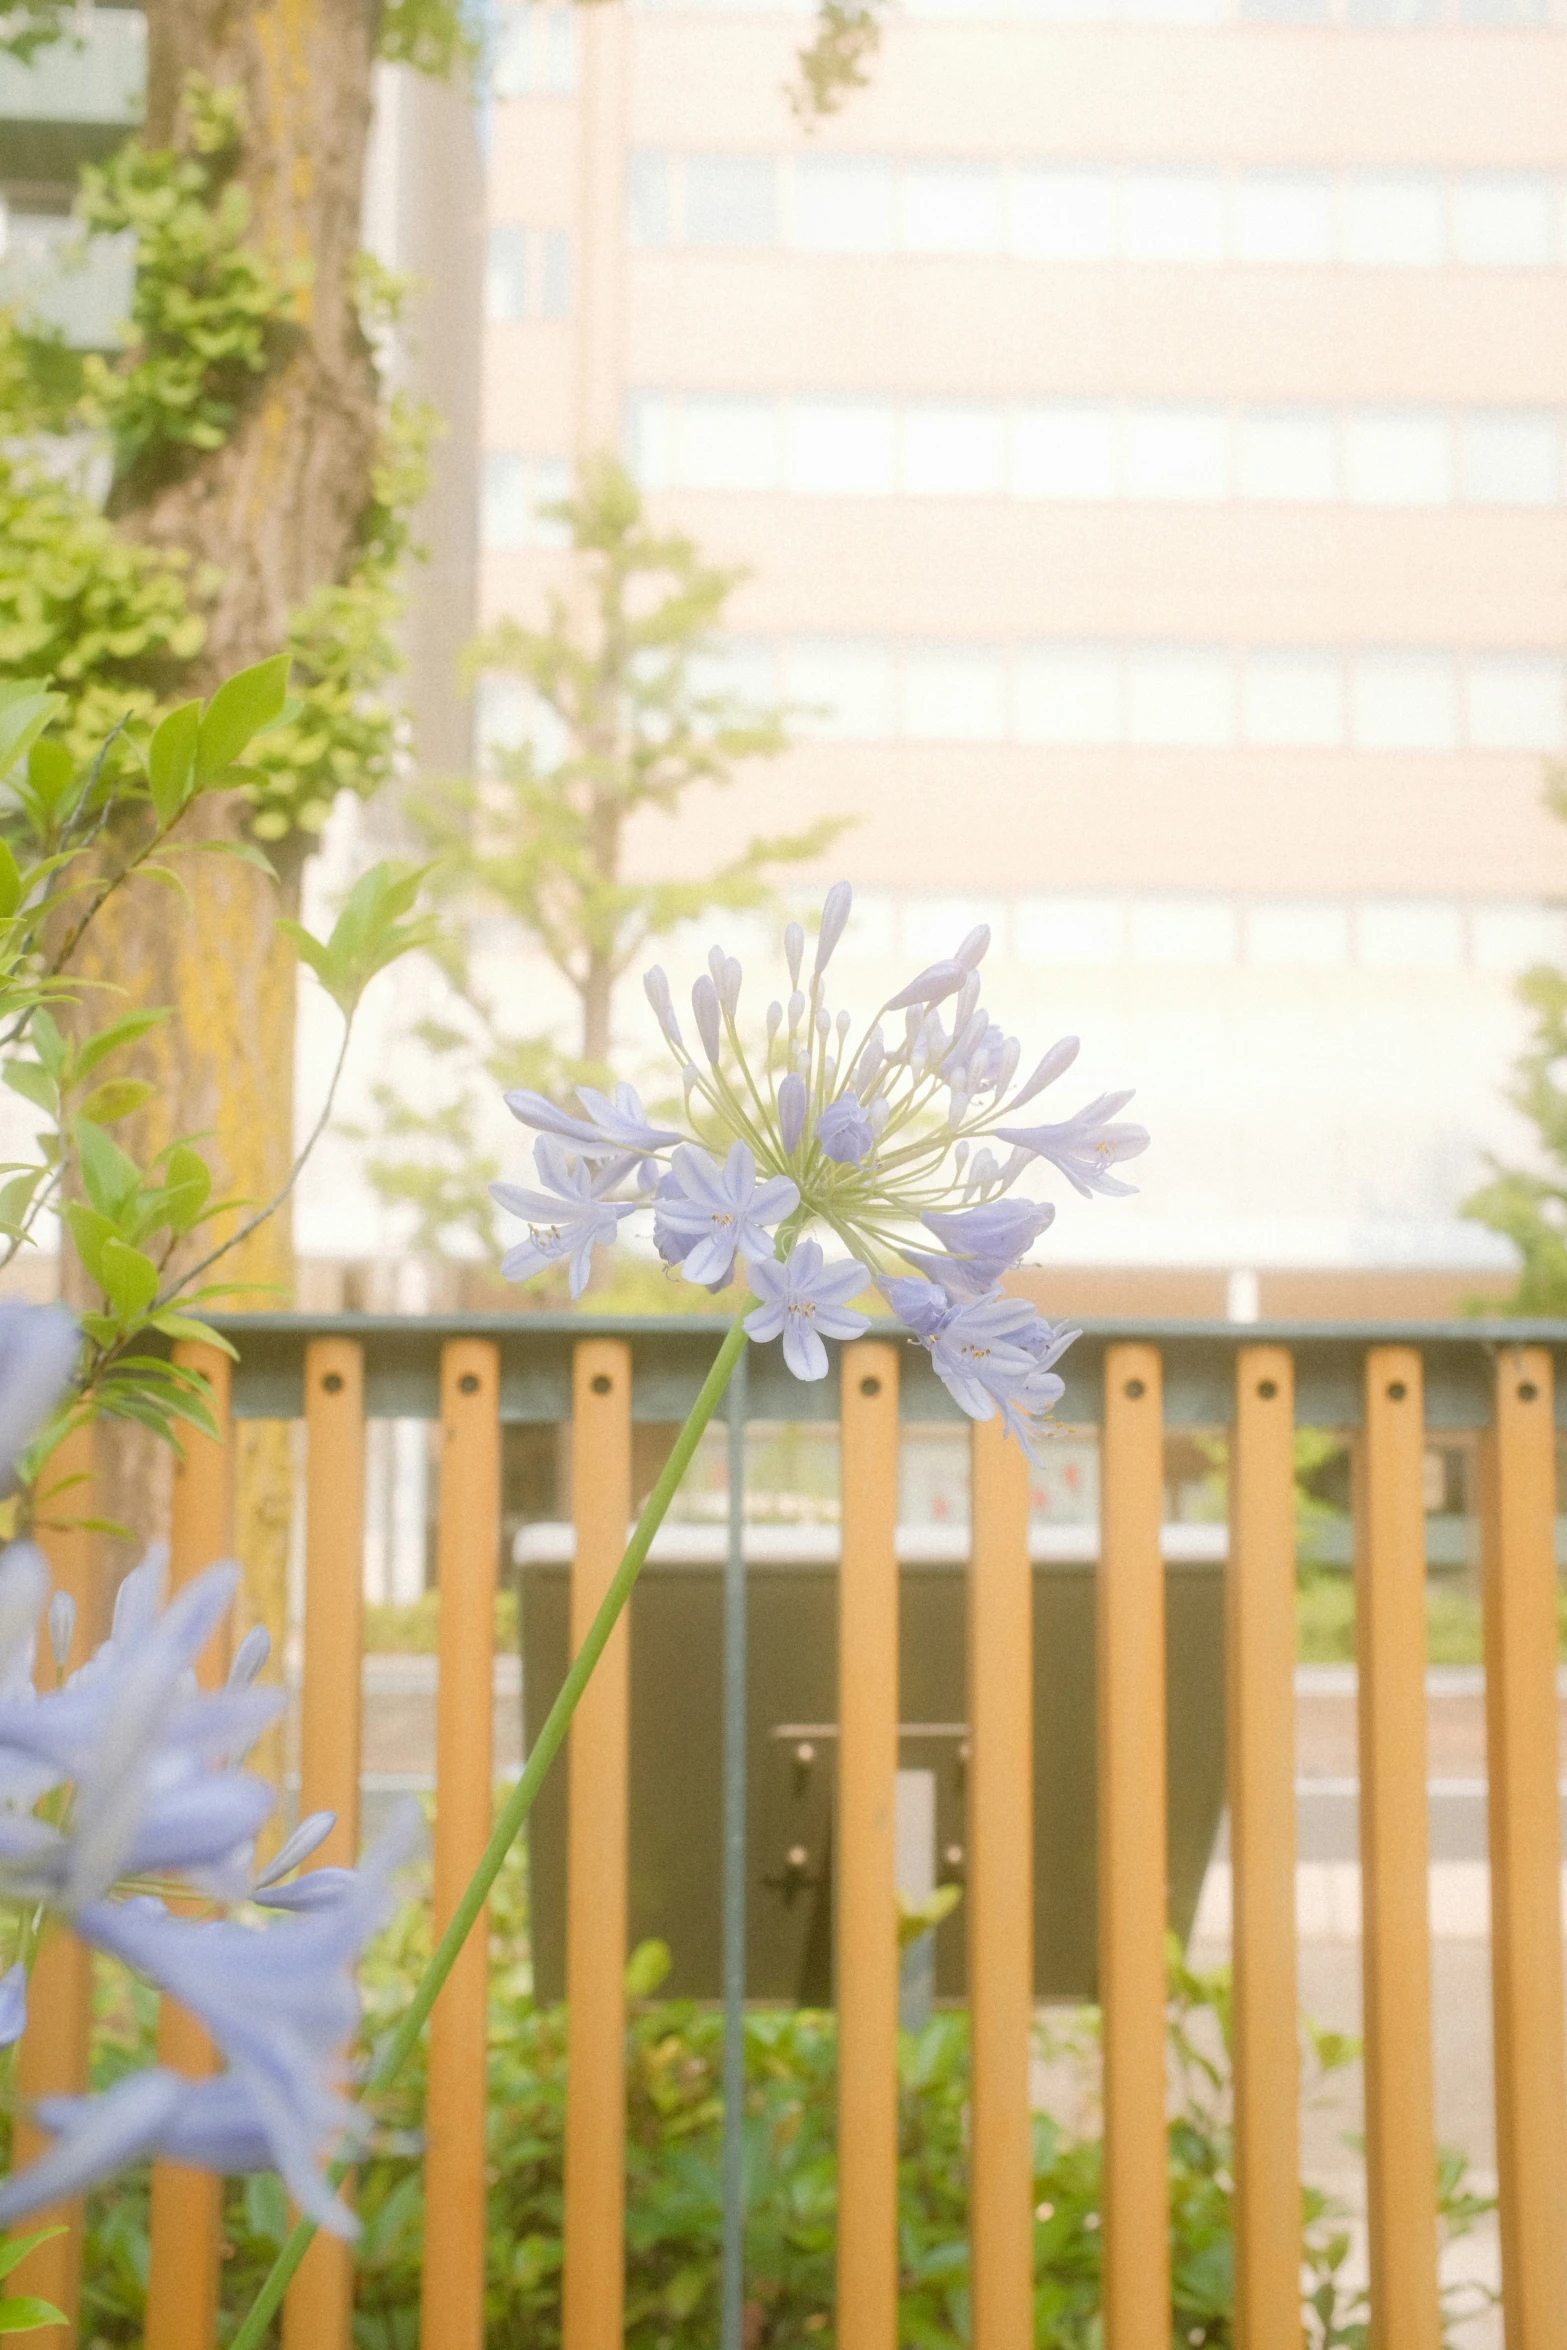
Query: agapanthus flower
653 1144 798 1288
492 882 1144 1432
743 1240 871 1381
491 1137 638 1296
0 1301 78 1486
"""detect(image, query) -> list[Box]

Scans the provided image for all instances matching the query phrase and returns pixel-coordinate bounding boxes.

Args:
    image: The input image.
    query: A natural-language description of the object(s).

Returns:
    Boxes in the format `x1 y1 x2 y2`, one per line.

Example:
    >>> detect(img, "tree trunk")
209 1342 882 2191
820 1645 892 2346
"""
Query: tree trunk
66 1 382 1679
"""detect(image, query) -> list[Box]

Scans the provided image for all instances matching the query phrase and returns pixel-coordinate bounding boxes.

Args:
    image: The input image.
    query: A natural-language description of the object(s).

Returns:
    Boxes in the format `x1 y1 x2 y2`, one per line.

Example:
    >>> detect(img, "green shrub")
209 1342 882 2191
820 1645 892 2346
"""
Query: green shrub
70 1840 1490 2348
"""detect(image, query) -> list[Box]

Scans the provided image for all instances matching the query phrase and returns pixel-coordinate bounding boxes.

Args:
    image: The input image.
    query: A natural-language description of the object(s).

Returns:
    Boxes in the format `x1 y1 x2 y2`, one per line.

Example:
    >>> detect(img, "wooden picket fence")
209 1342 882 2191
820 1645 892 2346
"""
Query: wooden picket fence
12 1315 1567 2349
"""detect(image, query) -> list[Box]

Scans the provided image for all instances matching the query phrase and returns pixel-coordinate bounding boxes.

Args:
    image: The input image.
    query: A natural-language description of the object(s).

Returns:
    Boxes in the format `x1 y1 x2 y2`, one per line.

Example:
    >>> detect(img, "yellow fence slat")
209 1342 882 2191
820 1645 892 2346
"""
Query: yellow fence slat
145 1343 234 2350
1482 1348 1567 2350
420 1340 501 2348
1228 1344 1300 2346
562 1338 633 2350
968 1413 1034 2350
284 1338 367 2350
1098 1342 1169 2350
837 1339 901 2350
13 1420 99 2340
1357 1346 1440 2348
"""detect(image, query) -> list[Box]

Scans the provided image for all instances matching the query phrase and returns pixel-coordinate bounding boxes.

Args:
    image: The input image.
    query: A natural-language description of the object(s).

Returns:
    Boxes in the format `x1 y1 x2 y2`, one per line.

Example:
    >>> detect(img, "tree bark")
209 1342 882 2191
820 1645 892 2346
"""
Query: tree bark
65 1 382 1675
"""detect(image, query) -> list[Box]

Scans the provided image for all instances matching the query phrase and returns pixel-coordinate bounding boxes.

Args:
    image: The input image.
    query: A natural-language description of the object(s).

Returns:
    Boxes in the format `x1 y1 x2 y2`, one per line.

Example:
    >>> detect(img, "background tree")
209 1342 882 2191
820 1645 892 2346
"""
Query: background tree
1464 952 1567 1310
363 458 844 1266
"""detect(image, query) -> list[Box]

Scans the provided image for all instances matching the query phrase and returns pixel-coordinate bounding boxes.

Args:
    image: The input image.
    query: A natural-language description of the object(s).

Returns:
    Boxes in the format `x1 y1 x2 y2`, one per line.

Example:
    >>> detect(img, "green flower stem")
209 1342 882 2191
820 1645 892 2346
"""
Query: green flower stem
228 1311 751 2350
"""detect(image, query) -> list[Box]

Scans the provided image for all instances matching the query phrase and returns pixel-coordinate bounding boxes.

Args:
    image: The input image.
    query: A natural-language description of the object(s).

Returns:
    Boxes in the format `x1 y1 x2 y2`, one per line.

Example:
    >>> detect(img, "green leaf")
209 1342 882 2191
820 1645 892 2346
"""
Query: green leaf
0 2293 67 2331
0 2230 64 2284
195 656 291 783
99 1239 160 1321
0 837 22 922
185 837 279 878
76 1079 154 1127
63 1202 120 1289
3 1063 56 1116
278 860 440 1016
29 1011 66 1083
0 1168 45 1237
0 686 64 781
158 1143 212 1232
23 740 75 823
71 1009 169 1085
148 1311 236 1356
145 698 201 826
71 1118 141 1219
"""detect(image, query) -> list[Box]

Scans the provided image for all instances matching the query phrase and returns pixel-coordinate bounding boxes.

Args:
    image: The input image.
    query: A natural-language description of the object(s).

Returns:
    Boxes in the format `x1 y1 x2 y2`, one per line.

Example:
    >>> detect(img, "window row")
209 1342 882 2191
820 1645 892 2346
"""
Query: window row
704 640 1566 748
814 892 1567 972
485 227 573 322
628 0 1557 25
621 396 1566 507
475 637 1567 751
627 151 1567 269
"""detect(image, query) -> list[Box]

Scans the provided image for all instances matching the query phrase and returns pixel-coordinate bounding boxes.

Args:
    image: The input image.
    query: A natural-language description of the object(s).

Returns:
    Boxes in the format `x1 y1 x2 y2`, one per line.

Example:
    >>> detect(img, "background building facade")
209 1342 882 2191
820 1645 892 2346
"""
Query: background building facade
480 0 1567 1313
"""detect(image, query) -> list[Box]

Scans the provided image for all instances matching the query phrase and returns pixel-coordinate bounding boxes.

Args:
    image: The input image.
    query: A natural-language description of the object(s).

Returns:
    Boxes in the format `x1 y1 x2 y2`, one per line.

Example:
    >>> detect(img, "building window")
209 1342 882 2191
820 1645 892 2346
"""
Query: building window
1012 405 1116 499
1471 904 1567 970
1356 901 1465 967
689 639 780 712
904 404 1005 494
686 154 779 247
1124 407 1227 500
481 453 532 551
902 647 1008 740
1016 898 1126 965
1129 899 1239 964
1247 903 1351 966
480 454 571 551
1350 652 1459 749
539 230 572 317
1122 172 1225 262
1237 409 1338 502
789 402 897 494
1125 648 1233 746
1012 170 1115 261
1235 174 1332 264
627 151 672 247
1344 410 1451 505
493 6 577 95
1242 652 1345 747
785 641 896 739
1013 646 1121 743
1466 654 1567 751
1340 175 1445 267
1452 174 1554 266
677 397 781 490
901 164 1003 253
793 158 895 253
474 675 567 773
1460 411 1559 505
485 226 529 320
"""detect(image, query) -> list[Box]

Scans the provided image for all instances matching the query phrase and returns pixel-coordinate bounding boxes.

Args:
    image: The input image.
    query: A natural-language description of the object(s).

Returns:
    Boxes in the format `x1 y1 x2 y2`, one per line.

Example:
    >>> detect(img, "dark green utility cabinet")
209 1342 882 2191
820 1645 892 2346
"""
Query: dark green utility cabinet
519 1552 1226 2005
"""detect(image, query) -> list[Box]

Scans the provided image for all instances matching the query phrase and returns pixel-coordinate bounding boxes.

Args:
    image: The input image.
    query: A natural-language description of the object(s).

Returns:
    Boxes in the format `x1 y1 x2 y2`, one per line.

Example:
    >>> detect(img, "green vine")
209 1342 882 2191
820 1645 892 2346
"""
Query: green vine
0 71 430 842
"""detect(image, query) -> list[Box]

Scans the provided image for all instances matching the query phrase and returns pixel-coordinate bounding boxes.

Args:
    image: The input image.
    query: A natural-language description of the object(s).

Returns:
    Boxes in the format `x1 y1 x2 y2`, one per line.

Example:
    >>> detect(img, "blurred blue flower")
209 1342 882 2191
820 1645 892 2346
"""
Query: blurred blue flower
0 1301 78 1486
995 1092 1150 1198
504 1081 680 1158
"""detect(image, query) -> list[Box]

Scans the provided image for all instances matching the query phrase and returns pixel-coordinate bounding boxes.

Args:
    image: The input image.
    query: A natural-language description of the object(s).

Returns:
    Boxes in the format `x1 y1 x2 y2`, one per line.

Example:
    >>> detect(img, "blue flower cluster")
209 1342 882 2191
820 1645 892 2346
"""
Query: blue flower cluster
495 885 1147 1454
0 1303 415 2238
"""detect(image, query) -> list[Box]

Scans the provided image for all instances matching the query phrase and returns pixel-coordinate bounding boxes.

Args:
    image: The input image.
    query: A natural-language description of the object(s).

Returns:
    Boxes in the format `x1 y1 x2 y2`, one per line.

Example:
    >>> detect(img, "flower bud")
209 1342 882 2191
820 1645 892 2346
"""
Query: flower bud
47 1590 75 1671
766 1001 783 1040
691 975 723 1064
867 1094 890 1135
955 923 991 971
778 1072 807 1153
227 1624 270 1690
813 881 853 979
785 921 805 988
722 956 742 1015
955 971 982 1029
1008 1034 1080 1112
788 990 806 1034
815 1006 831 1039
643 965 683 1049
